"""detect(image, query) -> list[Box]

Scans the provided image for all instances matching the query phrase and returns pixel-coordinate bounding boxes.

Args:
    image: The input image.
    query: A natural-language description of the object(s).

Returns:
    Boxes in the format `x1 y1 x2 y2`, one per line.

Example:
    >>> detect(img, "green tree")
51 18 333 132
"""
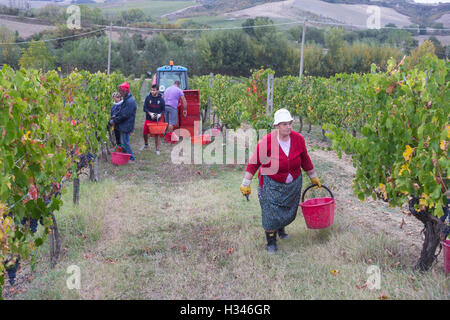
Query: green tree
19 41 55 71
303 44 325 76
59 36 120 73
324 28 345 76
242 17 275 41
427 36 446 59
142 34 169 73
0 26 21 68
119 32 138 76
196 31 254 76
121 8 146 23
408 39 435 68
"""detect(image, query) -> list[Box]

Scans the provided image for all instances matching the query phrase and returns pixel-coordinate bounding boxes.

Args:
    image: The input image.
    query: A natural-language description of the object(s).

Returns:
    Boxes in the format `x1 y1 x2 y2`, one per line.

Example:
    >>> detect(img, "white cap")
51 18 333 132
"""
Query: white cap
273 108 294 125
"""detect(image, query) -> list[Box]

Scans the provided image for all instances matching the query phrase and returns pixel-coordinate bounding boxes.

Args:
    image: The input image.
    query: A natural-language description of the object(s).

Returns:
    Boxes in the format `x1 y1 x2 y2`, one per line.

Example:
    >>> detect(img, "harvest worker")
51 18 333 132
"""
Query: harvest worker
109 82 137 162
240 108 321 253
109 91 123 146
163 80 187 134
141 84 165 155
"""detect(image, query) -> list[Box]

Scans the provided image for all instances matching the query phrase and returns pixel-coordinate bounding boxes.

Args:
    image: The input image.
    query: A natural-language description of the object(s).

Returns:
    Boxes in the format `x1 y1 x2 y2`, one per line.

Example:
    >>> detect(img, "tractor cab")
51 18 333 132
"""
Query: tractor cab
149 61 200 138
153 61 189 93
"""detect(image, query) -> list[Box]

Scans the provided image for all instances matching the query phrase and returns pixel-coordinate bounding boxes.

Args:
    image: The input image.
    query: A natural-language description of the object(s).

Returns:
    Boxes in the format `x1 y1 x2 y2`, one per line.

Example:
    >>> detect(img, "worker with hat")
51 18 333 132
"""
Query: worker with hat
240 108 322 253
109 82 137 162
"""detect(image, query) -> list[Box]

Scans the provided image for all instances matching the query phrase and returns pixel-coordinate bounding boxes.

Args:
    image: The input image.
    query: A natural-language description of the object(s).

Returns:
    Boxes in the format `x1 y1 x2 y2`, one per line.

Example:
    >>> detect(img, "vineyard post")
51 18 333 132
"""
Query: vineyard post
49 213 61 268
266 73 274 116
206 73 213 125
107 22 112 75
73 176 80 205
299 20 306 79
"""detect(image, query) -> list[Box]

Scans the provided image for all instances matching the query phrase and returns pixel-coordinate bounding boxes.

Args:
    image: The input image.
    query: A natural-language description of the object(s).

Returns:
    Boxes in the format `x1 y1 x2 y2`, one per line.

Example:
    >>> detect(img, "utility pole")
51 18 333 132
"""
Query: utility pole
266 73 274 116
107 22 112 75
206 72 213 124
299 20 306 79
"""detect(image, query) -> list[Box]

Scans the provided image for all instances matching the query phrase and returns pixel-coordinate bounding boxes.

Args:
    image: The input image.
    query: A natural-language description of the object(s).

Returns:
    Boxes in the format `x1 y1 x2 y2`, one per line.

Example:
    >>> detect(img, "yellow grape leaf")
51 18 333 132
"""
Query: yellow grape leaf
432 116 438 125
399 163 410 176
403 145 414 162
3 216 12 229
0 201 7 215
379 183 387 199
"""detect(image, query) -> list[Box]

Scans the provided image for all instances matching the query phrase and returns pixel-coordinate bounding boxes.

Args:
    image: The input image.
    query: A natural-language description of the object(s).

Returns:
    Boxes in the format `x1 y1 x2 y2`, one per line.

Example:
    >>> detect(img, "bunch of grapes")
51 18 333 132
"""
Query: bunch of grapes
20 217 38 233
78 152 96 169
30 218 38 233
5 260 20 286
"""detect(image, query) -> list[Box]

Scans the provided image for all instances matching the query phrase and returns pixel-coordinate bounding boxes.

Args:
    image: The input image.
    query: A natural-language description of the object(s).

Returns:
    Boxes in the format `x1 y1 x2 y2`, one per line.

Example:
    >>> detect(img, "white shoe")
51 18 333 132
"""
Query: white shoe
155 150 160 155
139 144 149 151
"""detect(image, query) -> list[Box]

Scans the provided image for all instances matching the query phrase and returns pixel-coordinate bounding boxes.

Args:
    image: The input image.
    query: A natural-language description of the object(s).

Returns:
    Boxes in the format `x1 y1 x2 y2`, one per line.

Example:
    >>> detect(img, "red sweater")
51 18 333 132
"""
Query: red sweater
246 130 314 187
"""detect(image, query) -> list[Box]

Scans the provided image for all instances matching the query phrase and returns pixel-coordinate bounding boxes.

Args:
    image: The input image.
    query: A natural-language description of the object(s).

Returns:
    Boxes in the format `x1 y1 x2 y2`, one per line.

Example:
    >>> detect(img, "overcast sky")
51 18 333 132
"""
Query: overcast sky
413 0 450 3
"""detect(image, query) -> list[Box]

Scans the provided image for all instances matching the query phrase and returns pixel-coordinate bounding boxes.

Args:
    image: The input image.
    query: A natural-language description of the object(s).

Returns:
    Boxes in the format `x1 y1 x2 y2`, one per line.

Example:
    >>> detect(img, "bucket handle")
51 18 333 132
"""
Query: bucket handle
301 184 334 203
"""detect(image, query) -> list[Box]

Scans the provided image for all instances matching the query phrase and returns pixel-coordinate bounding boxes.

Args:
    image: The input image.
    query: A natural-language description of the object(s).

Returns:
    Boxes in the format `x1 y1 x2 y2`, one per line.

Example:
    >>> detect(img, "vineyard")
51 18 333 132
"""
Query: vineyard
192 53 449 271
0 66 144 293
0 52 448 299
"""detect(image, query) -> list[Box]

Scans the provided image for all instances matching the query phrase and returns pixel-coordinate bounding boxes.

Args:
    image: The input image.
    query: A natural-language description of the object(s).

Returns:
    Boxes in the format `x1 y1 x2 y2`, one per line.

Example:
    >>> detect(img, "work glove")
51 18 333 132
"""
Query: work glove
310 177 321 189
240 185 251 197
149 112 161 121
240 177 252 201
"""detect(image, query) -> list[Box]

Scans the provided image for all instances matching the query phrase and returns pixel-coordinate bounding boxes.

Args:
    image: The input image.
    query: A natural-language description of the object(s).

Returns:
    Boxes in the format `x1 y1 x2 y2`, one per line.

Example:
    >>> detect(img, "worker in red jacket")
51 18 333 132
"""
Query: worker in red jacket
240 108 321 253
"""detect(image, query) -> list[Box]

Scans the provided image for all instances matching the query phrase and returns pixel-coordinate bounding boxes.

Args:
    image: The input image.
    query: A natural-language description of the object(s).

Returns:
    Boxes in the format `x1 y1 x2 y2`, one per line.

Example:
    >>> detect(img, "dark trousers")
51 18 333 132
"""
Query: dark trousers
114 128 121 146
120 132 135 161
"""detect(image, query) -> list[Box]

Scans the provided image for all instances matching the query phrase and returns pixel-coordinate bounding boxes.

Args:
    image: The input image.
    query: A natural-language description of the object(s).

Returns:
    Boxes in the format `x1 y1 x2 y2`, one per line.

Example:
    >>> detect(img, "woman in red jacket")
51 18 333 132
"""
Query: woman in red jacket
240 108 321 253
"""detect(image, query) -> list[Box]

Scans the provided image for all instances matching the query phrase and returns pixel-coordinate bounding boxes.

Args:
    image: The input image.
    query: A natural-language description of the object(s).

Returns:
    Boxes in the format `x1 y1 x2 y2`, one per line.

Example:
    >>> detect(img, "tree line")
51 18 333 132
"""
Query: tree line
0 14 448 78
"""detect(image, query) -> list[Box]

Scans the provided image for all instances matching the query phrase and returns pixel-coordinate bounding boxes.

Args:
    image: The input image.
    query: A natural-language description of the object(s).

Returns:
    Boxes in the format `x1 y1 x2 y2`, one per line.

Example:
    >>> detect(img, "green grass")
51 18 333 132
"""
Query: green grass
6 98 449 300
91 0 196 18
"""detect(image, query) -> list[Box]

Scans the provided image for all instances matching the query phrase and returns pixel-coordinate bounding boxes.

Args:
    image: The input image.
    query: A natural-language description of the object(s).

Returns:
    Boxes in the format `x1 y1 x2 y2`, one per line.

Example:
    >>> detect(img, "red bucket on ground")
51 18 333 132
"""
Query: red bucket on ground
299 184 335 229
191 134 211 145
164 131 179 144
443 239 450 275
111 151 131 165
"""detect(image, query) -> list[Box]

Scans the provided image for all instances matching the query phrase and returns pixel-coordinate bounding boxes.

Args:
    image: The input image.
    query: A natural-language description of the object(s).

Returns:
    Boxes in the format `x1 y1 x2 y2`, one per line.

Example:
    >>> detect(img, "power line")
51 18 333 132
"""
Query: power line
0 17 448 46
0 27 107 45
110 20 450 32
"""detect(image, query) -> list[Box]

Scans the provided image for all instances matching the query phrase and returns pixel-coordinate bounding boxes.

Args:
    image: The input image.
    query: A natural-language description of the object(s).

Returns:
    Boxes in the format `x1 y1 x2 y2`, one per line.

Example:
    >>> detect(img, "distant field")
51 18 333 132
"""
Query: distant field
0 17 55 37
91 0 197 18
225 0 412 28
436 13 450 28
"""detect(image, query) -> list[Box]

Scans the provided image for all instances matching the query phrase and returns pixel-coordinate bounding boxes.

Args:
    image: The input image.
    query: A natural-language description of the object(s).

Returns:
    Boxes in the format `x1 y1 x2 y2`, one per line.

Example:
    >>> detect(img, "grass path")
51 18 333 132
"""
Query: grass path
4 104 448 300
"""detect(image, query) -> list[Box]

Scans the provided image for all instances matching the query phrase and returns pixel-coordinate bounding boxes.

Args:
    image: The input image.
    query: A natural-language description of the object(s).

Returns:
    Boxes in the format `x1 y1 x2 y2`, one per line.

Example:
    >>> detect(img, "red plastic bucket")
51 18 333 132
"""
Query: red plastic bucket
443 240 450 275
164 131 178 144
299 184 335 229
147 121 167 135
111 151 131 165
191 134 211 145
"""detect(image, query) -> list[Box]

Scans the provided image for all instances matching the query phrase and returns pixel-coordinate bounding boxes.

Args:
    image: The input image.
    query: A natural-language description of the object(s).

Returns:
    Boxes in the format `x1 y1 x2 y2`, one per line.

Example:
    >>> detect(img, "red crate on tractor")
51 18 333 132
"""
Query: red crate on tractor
149 61 201 140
